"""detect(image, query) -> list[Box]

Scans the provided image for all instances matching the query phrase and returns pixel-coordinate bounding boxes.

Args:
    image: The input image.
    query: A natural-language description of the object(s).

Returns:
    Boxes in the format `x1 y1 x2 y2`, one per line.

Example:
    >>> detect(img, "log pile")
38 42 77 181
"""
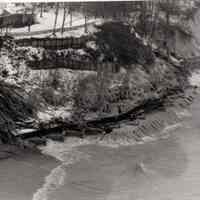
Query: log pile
15 96 166 141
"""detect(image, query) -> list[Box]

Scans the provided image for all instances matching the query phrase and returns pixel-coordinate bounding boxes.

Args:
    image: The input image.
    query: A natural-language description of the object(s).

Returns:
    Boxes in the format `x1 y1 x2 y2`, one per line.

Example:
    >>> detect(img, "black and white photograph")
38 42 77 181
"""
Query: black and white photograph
0 1 200 199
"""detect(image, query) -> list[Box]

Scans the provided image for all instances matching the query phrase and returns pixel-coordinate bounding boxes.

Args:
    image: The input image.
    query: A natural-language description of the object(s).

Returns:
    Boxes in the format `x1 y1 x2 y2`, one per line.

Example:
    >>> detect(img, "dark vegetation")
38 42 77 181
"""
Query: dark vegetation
93 22 154 65
0 13 35 29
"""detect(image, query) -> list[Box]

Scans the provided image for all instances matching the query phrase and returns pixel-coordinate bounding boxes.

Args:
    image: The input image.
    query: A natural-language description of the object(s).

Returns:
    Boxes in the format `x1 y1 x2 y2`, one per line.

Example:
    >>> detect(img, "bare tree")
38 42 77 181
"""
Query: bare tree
84 15 88 33
61 5 67 34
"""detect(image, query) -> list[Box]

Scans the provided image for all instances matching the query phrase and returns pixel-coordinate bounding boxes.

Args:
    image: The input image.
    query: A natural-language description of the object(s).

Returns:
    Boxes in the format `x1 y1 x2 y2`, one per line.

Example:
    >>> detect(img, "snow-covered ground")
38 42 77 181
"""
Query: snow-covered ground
7 8 100 38
13 20 100 39
37 105 73 123
11 9 83 33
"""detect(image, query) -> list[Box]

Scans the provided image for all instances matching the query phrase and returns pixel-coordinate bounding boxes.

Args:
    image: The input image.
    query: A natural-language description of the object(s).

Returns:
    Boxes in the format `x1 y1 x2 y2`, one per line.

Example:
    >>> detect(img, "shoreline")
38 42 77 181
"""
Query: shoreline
0 80 195 157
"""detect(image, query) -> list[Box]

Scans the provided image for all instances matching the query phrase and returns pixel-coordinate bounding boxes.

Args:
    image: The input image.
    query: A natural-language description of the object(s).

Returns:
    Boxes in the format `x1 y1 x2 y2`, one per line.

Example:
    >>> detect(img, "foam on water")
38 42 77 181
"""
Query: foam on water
39 138 92 162
175 109 192 119
32 165 66 200
162 123 182 134
189 70 200 87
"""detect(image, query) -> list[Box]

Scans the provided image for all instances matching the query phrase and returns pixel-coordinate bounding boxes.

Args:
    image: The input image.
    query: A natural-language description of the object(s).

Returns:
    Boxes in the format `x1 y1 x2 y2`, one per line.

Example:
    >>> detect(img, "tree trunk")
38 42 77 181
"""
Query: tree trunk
84 15 88 33
70 11 72 27
61 6 67 34
53 3 59 36
40 3 43 18
149 2 159 47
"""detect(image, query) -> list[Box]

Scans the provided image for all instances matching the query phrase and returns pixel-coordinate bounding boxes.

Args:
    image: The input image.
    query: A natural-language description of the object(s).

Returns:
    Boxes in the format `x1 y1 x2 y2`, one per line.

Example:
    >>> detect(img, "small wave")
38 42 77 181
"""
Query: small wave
175 109 192 119
32 165 66 200
161 123 182 136
135 162 156 175
39 139 91 162
97 136 138 148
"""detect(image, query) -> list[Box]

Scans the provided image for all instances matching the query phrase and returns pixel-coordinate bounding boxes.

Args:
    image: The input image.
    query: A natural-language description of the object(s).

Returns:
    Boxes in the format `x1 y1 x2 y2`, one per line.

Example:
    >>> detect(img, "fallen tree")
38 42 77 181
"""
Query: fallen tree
0 82 35 143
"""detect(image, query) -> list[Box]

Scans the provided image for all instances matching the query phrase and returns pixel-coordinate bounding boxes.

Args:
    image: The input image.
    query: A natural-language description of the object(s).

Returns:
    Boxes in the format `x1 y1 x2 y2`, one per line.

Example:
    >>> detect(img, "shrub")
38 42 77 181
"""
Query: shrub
94 22 155 65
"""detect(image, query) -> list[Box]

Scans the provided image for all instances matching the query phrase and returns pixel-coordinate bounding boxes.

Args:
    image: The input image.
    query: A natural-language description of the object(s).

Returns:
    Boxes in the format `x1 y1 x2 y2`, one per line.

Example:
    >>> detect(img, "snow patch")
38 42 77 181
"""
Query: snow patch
175 109 192 119
37 106 72 123
161 123 182 135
